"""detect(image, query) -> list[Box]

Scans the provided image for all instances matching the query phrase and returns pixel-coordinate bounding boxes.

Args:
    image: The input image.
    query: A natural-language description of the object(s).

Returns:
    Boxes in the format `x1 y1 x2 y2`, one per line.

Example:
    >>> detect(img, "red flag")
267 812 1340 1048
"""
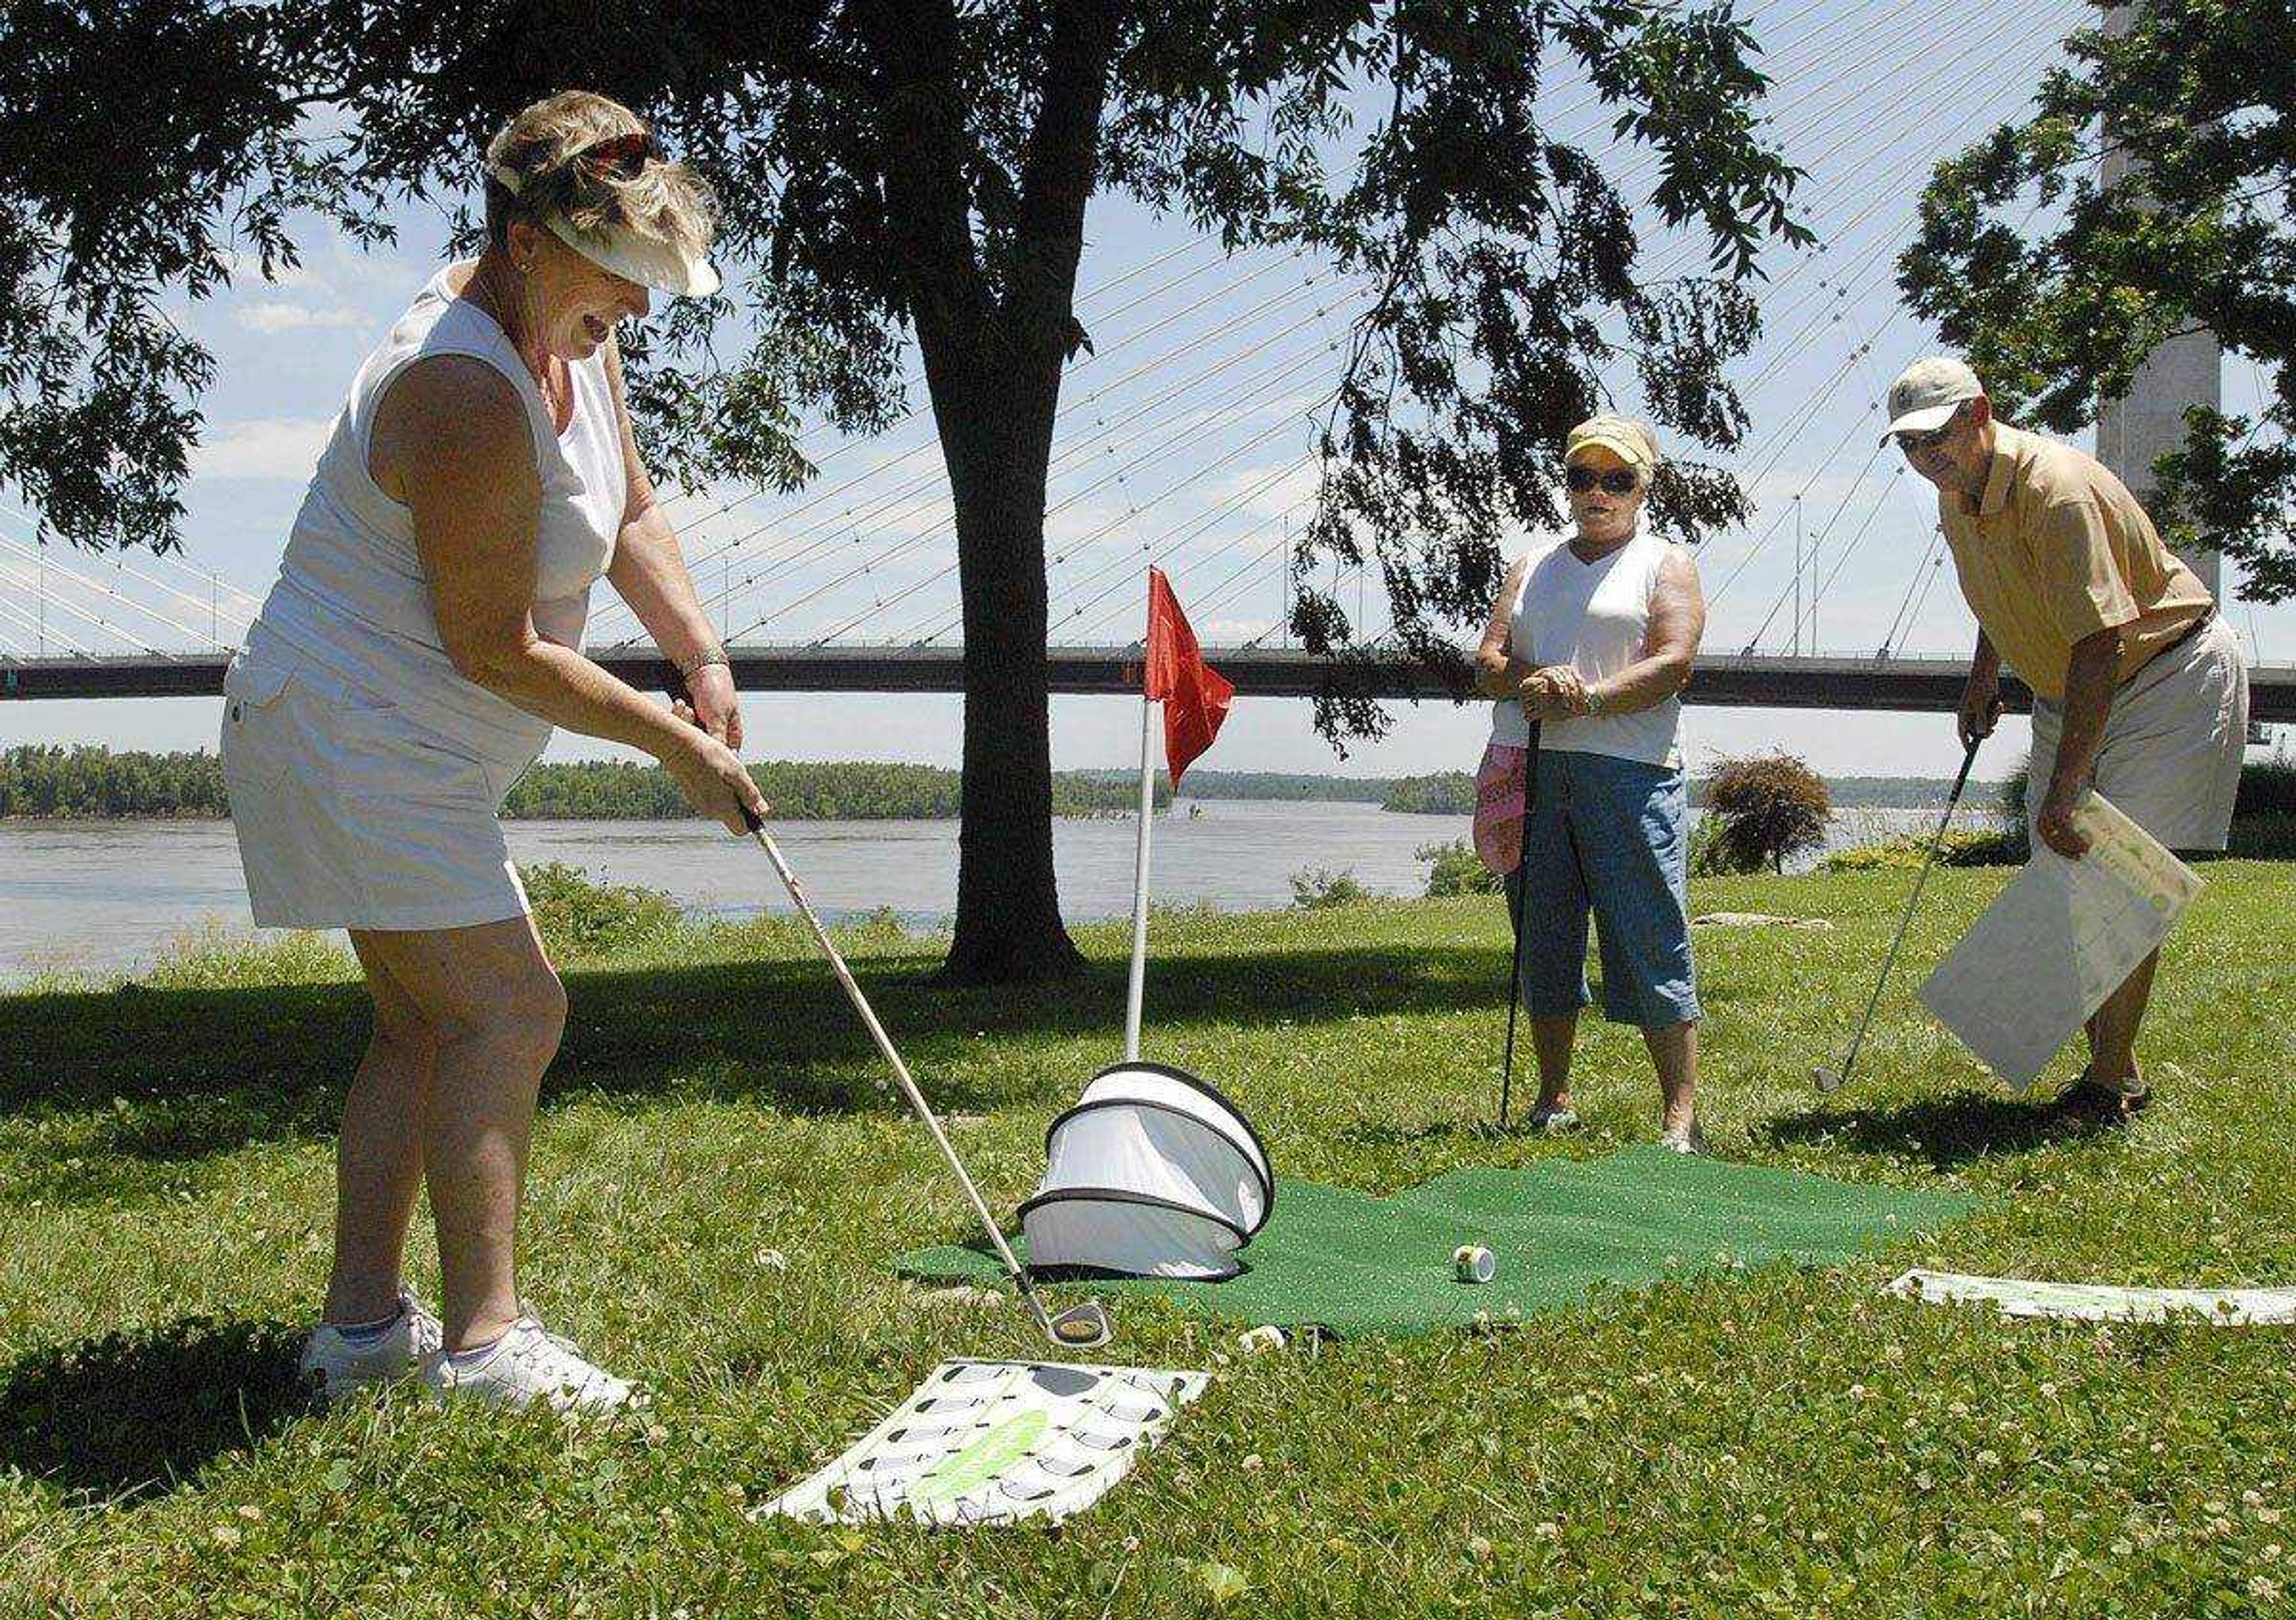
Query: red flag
1144 567 1234 787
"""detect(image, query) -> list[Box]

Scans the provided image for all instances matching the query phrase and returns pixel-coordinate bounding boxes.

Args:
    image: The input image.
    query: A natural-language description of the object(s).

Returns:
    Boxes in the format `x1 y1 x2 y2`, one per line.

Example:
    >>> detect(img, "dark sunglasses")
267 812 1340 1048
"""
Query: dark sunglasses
576 130 660 182
1894 406 1963 453
1566 464 1641 496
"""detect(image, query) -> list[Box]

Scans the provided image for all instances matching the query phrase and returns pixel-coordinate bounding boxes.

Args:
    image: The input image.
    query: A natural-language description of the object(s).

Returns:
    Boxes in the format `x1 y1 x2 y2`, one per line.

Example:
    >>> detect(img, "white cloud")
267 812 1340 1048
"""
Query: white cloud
214 250 328 292
191 417 335 482
238 300 368 335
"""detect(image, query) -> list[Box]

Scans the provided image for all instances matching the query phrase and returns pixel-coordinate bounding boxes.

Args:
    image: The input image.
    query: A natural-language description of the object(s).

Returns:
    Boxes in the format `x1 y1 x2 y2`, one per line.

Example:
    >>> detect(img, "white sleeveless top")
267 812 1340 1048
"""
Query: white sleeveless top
1488 527 1685 767
244 264 625 774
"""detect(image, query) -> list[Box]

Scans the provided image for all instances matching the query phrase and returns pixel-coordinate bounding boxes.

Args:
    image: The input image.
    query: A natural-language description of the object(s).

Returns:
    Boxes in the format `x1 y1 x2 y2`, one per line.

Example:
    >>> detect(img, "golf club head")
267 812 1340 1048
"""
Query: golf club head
1046 1300 1113 1352
1812 1064 1845 1094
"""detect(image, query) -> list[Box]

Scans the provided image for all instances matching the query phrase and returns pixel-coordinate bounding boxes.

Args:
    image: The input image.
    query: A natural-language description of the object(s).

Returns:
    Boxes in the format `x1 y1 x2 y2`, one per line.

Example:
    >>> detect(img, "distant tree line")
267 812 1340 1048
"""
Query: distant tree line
0 745 231 819
1378 767 2029 816
0 746 1162 821
1169 770 1394 803
1383 773 1478 814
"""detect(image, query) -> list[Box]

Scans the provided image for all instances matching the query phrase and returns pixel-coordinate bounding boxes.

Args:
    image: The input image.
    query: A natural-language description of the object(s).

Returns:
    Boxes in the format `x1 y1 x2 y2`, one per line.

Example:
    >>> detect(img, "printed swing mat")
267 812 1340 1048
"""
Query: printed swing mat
896 1145 1972 1338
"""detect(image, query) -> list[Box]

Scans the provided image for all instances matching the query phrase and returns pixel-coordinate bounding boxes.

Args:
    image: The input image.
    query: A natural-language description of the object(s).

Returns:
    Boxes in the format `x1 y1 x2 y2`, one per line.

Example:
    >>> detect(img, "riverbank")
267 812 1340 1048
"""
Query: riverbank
0 800 1980 982
4 870 2293 1614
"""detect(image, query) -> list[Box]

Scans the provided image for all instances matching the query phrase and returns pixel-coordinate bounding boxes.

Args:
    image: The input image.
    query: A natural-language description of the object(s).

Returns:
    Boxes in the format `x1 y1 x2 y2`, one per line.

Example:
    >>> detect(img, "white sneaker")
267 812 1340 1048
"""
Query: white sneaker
1660 1120 1709 1156
299 1291 444 1402
419 1315 638 1414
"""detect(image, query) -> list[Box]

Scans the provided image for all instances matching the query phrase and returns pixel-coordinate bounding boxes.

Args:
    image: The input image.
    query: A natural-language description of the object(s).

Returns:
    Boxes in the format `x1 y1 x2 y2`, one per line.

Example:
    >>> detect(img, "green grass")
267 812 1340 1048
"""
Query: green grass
3 869 2294 1616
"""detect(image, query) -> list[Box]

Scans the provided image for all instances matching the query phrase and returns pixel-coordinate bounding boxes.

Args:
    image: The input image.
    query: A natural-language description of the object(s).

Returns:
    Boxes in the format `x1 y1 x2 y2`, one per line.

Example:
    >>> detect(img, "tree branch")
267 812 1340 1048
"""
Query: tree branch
848 0 993 362
1007 0 1125 353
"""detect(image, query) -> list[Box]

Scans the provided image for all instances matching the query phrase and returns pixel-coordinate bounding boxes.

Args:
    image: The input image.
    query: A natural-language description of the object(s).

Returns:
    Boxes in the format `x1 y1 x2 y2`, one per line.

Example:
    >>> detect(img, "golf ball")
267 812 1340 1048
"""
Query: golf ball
1454 1244 1497 1285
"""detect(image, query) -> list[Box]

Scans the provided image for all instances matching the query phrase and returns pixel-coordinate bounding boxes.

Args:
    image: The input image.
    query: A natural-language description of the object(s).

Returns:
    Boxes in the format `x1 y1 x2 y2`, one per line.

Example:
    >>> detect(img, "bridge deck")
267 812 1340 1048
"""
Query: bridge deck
4 645 2293 722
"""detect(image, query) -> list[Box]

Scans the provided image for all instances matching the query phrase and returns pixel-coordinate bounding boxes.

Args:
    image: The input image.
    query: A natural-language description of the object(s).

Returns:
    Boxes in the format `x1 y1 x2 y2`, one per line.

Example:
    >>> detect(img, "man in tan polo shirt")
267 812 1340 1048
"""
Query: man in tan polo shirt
1883 356 2250 1121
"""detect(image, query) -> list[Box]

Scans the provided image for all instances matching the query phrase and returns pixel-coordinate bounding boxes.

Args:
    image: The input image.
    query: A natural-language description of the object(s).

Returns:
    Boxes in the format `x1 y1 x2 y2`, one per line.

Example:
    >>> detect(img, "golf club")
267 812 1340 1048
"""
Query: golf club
666 673 1108 1350
1813 730 1986 1093
735 805 1112 1350
1498 721 1541 1127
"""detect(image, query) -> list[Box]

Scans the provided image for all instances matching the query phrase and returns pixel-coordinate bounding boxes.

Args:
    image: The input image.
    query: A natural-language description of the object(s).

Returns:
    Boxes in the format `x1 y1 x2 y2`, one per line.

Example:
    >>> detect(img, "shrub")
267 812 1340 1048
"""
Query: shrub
1289 866 1369 909
138 922 356 989
1820 828 2026 872
1417 840 1500 898
1696 753 1831 875
519 862 684 961
2235 757 2296 817
1997 750 2029 830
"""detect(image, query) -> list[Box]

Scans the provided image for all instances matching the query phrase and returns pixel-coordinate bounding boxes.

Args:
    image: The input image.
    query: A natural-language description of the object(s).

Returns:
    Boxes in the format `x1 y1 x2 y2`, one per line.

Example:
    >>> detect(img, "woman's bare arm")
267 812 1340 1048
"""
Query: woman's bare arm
1473 555 1535 699
597 340 743 742
374 356 761 829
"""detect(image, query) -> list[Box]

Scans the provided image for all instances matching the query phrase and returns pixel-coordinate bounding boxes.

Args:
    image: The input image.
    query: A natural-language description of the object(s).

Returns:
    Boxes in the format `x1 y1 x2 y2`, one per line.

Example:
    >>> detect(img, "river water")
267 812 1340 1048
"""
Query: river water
0 799 1957 981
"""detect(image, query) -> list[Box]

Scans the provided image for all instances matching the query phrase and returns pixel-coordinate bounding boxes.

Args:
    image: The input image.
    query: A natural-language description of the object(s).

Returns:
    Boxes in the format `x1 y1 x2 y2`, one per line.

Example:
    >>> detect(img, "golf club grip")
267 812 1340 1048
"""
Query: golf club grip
662 667 768 837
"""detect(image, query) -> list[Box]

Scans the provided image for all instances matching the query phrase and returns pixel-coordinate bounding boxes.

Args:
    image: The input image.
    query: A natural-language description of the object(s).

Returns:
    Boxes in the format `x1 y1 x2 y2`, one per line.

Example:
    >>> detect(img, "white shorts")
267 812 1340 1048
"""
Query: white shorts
2028 616 2249 854
219 652 535 931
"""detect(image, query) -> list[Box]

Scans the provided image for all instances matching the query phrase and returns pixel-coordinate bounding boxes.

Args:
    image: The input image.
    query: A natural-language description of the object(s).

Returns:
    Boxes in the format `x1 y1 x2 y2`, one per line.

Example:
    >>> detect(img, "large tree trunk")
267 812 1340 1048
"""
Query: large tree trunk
858 0 1120 983
936 369 1085 984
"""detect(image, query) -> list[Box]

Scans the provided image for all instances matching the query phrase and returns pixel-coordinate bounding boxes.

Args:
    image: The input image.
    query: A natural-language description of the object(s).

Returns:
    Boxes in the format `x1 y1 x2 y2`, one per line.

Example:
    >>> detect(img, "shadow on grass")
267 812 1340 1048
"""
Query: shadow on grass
1757 1089 2104 1171
0 940 1532 1170
0 1316 310 1504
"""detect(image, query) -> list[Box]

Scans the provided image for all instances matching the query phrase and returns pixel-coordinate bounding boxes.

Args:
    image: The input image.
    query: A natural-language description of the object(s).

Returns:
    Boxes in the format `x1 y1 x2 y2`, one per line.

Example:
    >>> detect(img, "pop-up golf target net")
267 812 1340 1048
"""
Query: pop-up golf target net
901 1145 1973 1338
1020 1062 1274 1280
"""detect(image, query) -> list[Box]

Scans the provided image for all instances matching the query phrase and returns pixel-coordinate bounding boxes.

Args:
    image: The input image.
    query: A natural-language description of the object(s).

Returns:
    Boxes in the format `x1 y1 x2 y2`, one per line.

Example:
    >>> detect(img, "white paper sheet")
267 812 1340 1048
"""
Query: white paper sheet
767 1359 1208 1527
1917 791 2203 1092
1889 1269 2296 1326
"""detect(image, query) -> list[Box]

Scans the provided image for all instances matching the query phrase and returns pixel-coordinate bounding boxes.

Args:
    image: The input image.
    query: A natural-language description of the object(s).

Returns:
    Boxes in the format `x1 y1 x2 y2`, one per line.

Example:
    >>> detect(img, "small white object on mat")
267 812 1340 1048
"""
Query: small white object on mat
767 1359 1207 1527
1889 1269 2296 1326
1918 791 2202 1092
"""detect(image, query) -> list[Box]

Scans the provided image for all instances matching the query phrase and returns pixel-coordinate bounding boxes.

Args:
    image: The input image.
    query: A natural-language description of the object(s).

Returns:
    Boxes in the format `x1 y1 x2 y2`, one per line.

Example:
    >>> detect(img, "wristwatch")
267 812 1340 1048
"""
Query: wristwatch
677 647 731 679
1583 687 1605 716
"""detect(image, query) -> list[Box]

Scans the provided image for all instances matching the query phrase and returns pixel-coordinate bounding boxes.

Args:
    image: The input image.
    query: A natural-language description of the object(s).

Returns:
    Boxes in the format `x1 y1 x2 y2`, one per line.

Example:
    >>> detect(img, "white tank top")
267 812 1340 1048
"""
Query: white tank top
244 264 625 773
1488 527 1685 767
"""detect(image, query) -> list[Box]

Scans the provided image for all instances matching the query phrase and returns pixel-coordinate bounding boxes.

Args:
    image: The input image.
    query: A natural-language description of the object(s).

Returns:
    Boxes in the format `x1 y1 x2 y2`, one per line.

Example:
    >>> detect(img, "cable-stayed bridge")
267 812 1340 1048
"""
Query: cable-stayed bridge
2 0 2288 723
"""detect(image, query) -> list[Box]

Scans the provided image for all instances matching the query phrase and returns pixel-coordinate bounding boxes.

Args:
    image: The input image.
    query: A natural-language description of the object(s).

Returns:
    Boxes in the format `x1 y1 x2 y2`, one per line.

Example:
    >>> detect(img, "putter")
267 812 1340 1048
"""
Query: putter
737 805 1112 1351
1813 731 1985 1094
1497 722 1541 1127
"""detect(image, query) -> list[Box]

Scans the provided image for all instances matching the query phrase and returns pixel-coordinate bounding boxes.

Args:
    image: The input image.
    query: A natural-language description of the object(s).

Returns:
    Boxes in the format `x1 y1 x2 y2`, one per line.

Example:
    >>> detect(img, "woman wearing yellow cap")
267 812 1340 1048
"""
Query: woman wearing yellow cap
1472 415 1709 1150
220 91 766 1411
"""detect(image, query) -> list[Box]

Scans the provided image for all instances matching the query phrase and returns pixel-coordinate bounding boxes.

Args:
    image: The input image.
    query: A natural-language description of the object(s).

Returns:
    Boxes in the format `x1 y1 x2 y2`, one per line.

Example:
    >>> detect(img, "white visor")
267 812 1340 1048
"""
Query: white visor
489 164 721 298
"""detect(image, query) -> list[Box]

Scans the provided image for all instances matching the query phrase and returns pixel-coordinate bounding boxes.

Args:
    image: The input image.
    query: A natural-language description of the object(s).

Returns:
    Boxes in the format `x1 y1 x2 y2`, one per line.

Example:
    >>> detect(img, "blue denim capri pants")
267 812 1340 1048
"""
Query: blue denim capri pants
1502 748 1700 1029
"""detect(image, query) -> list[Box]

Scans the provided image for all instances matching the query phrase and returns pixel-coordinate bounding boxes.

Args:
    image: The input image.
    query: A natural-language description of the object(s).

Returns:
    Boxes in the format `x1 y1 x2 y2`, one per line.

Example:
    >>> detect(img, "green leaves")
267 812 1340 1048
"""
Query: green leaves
1898 0 2296 601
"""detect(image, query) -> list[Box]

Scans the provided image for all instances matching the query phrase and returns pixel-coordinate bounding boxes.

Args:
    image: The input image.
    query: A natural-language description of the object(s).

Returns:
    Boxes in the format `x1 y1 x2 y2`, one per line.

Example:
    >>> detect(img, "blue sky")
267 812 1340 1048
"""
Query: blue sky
4 0 2287 780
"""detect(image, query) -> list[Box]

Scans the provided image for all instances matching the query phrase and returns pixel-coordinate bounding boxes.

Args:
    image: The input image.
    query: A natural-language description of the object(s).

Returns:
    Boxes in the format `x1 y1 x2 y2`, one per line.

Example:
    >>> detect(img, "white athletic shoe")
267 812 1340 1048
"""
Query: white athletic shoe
1660 1120 1709 1156
419 1315 639 1414
298 1291 444 1402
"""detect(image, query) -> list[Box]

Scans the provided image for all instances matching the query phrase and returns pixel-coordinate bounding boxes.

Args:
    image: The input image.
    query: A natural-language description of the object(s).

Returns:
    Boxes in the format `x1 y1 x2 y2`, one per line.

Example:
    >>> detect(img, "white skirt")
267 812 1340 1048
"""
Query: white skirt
219 651 535 931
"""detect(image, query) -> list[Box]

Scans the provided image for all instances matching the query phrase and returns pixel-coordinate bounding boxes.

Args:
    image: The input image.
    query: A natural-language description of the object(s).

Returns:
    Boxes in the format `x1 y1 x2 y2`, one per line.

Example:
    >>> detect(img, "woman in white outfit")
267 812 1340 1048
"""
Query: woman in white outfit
1472 415 1709 1150
222 92 765 1411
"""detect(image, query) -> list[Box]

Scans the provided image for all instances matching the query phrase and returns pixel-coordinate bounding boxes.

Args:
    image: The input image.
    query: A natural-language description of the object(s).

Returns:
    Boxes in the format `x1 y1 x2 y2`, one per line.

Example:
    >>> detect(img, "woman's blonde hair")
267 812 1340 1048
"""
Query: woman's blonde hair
482 90 716 267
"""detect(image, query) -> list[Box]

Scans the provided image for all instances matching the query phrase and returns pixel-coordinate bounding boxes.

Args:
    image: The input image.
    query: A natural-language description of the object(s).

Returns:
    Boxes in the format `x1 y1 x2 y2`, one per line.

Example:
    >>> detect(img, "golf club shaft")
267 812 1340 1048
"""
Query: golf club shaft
1499 723 1541 1127
1837 734 1984 1080
744 820 1058 1335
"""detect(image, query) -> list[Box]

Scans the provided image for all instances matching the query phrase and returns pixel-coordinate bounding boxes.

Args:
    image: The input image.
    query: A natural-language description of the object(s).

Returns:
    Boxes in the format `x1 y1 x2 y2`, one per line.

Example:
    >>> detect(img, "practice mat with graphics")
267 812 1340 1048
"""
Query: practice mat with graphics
768 1359 1207 1527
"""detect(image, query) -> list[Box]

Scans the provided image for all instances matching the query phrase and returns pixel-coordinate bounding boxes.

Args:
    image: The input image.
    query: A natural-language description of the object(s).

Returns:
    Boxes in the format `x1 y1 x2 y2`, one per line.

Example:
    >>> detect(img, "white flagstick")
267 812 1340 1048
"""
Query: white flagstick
1123 693 1158 1062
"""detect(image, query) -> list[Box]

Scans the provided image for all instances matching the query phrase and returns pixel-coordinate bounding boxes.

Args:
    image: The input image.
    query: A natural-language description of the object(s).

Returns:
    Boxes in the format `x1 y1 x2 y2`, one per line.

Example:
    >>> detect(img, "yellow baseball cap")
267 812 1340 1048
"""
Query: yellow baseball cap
1565 414 1659 474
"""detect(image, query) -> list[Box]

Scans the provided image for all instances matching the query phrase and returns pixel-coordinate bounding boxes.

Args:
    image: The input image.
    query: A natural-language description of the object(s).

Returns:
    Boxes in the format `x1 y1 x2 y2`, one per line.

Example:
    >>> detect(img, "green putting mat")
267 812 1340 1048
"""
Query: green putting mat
895 1145 1973 1338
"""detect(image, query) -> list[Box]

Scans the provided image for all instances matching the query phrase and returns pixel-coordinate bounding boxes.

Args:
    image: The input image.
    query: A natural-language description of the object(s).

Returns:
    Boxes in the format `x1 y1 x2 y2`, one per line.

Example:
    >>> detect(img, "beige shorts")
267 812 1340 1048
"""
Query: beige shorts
2028 616 2249 853
219 652 533 931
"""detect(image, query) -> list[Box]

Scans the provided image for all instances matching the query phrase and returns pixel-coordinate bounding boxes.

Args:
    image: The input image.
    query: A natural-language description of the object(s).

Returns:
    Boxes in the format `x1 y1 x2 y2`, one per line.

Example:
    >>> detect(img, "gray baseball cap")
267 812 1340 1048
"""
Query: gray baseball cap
1881 356 1983 442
